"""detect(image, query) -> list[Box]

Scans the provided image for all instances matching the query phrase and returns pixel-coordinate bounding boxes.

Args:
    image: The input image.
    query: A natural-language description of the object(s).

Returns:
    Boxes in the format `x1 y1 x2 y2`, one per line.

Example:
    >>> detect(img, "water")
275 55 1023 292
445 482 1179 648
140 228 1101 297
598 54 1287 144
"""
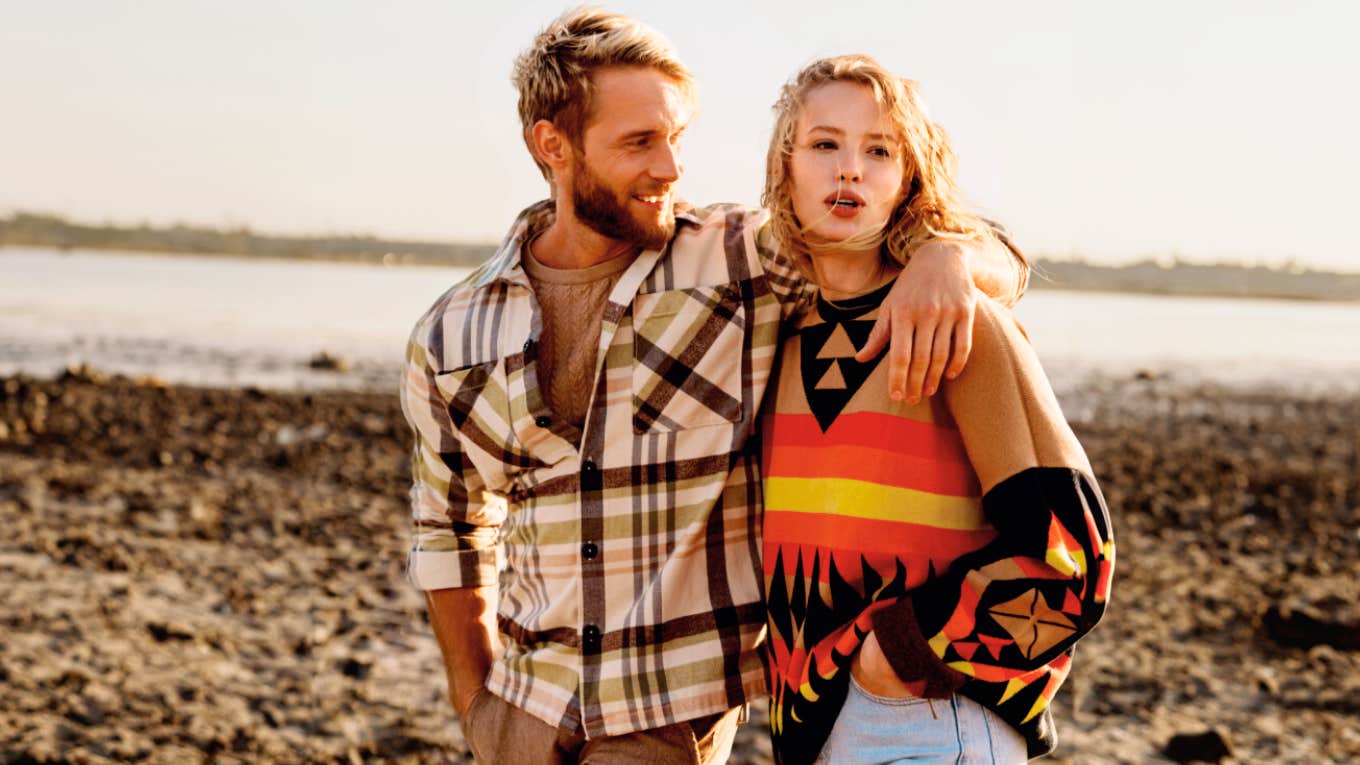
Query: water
0 248 468 389
3 247 1359 393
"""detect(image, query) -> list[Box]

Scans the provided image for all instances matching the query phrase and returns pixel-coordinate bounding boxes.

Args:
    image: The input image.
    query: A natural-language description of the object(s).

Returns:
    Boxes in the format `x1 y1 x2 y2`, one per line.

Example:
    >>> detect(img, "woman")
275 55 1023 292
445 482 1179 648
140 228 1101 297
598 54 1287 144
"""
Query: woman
759 56 1115 765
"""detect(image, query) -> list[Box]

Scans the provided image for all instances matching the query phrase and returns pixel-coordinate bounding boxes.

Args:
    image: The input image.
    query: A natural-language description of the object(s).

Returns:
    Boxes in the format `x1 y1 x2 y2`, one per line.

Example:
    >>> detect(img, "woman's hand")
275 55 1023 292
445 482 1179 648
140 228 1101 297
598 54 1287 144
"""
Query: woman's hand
855 240 977 404
851 630 918 698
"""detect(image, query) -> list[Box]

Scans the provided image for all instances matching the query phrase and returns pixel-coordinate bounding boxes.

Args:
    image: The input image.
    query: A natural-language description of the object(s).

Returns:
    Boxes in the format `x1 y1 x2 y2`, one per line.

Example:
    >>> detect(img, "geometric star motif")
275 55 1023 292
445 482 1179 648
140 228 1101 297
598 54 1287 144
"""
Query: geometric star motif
989 589 1077 661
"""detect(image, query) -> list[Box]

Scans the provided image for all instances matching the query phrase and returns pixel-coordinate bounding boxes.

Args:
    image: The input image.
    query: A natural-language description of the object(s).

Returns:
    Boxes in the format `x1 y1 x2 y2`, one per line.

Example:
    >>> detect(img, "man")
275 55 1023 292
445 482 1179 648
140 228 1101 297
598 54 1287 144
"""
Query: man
400 8 1025 763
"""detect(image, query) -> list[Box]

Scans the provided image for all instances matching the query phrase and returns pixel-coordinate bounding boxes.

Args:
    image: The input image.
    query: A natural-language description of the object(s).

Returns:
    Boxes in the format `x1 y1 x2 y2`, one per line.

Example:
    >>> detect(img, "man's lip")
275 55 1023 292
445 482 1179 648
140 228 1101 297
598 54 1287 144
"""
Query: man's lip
824 190 865 206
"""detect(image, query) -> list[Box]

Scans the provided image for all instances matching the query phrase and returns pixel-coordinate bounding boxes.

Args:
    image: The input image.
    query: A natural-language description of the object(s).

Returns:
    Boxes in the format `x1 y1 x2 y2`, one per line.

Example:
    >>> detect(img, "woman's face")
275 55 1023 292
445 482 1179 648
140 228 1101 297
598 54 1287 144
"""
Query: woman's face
788 81 905 247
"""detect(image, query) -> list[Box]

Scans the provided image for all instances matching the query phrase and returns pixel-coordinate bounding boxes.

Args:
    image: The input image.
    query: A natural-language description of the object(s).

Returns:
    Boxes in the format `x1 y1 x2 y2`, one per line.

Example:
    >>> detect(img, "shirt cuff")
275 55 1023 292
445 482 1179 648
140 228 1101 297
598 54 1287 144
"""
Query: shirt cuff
407 546 500 591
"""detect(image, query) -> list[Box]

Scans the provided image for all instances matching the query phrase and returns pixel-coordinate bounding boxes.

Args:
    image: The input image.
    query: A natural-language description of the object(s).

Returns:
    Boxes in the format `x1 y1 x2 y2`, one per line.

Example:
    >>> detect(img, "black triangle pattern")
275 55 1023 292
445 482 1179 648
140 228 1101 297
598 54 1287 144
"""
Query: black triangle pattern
799 319 882 432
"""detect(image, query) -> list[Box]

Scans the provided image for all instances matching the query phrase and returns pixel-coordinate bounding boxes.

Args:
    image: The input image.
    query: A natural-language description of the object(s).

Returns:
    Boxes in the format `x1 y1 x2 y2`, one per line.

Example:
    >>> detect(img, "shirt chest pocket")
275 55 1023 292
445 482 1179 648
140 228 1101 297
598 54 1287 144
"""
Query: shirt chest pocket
631 282 747 433
433 359 546 480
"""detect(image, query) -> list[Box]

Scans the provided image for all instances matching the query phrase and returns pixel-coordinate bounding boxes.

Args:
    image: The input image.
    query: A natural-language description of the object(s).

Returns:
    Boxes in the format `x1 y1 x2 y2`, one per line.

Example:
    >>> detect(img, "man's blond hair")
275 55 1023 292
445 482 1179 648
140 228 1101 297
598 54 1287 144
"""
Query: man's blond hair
512 6 695 182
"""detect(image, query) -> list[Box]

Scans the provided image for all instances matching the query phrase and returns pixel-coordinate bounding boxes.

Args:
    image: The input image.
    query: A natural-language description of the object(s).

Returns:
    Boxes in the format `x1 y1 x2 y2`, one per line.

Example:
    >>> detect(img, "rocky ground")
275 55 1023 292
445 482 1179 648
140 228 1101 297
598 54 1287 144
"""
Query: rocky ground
1 368 1357 764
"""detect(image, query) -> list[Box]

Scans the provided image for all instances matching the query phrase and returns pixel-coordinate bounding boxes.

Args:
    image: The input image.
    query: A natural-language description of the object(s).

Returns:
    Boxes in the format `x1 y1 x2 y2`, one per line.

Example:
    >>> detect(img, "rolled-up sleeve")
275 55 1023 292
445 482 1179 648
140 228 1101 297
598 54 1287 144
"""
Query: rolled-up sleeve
399 329 501 591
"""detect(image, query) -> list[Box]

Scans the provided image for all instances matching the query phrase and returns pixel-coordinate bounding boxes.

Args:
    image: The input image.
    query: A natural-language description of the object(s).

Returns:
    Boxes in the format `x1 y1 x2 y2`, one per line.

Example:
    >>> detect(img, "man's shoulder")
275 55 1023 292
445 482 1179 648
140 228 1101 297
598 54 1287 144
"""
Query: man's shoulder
408 202 542 347
406 262 521 371
675 202 769 234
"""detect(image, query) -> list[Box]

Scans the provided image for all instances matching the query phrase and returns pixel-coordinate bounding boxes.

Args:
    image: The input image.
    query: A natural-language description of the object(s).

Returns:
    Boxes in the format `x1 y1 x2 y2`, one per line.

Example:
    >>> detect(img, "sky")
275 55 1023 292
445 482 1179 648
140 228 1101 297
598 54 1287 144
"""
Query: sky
2 1 1357 269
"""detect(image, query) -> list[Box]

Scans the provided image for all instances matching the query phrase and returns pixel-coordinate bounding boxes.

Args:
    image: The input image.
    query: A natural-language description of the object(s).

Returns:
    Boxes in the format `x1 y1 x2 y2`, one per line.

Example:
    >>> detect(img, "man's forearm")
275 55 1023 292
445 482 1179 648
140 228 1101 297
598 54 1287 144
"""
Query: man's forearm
425 586 500 715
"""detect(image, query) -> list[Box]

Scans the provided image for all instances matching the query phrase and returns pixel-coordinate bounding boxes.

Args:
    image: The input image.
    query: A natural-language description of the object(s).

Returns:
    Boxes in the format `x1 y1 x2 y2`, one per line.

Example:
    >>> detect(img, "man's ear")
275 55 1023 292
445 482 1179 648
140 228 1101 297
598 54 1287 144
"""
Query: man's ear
530 119 572 177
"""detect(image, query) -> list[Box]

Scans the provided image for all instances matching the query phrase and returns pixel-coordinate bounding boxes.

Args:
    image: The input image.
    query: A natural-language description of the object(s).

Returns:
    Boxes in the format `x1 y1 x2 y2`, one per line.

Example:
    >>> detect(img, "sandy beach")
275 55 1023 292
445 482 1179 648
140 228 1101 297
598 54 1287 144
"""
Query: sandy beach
1 368 1357 763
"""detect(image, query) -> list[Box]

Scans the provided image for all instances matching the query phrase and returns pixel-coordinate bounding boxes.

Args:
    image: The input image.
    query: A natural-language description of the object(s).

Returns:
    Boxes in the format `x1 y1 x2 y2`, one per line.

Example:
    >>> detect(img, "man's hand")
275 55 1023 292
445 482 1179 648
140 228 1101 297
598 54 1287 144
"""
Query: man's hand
425 586 501 716
856 240 977 403
856 233 1023 402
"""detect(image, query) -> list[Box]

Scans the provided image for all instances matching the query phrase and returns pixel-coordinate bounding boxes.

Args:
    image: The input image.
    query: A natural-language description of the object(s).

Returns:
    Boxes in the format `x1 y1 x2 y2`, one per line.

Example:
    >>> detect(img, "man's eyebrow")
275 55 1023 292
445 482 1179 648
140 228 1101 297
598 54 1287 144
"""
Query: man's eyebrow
618 124 688 142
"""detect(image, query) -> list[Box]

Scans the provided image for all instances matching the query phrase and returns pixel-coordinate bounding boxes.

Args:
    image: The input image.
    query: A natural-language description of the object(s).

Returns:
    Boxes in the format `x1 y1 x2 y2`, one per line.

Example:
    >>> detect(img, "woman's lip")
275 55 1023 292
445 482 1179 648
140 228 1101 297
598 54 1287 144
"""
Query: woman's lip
824 190 865 205
828 202 860 219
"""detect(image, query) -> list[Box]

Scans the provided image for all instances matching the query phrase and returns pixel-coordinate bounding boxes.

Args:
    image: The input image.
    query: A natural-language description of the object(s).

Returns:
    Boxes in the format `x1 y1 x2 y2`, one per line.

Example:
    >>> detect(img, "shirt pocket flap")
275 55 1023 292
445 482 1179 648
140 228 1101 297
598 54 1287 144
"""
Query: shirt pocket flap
631 282 746 433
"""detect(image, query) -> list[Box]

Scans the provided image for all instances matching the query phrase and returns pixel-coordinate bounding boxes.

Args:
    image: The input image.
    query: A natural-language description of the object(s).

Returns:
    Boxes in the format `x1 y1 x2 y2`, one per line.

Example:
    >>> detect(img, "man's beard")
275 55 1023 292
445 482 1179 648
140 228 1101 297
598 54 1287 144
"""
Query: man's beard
570 157 673 251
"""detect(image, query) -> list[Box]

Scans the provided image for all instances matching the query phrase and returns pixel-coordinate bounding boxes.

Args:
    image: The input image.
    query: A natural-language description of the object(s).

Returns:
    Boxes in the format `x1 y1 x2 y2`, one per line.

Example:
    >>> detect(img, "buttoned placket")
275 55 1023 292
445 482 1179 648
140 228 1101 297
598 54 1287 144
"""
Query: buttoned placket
570 244 669 736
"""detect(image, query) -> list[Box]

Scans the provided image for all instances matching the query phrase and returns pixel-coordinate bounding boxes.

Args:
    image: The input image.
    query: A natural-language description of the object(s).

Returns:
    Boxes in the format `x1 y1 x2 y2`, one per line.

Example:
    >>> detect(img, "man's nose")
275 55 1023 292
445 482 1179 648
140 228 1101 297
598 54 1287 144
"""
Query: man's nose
652 143 682 183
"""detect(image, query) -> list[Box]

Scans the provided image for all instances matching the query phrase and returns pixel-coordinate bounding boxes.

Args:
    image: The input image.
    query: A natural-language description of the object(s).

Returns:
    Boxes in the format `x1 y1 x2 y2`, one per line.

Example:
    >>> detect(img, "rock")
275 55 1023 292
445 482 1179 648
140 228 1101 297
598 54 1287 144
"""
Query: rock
307 352 351 372
338 657 372 681
146 621 196 643
1263 601 1360 651
59 363 106 384
1164 728 1234 763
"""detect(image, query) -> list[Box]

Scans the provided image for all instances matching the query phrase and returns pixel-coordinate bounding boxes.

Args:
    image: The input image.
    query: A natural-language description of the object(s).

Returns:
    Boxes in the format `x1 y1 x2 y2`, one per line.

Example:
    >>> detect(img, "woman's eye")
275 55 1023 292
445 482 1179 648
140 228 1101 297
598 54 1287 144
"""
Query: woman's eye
811 140 836 151
869 146 892 158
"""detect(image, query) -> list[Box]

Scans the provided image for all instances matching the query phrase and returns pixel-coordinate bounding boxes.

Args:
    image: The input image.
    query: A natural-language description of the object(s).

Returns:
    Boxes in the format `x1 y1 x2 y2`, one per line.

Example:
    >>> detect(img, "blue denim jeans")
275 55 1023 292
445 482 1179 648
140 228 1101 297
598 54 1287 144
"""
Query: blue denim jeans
814 675 1029 764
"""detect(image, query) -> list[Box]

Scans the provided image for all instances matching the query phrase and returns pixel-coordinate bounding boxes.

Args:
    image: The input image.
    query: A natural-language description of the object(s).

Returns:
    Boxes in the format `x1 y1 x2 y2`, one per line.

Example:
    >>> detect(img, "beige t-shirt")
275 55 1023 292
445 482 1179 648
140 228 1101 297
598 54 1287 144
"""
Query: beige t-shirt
523 246 635 432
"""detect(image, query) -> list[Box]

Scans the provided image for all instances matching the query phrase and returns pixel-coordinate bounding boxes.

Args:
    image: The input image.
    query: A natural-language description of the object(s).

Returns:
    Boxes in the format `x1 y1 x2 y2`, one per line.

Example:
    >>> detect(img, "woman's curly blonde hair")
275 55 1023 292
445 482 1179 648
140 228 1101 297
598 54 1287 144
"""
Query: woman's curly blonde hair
762 54 1025 290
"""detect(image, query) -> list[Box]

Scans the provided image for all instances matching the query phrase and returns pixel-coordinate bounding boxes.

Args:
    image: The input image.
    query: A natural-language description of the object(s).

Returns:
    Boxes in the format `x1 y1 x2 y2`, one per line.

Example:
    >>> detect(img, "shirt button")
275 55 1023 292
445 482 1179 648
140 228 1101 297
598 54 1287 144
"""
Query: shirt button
535 415 552 428
581 541 598 560
523 338 533 352
582 459 597 473
582 624 601 651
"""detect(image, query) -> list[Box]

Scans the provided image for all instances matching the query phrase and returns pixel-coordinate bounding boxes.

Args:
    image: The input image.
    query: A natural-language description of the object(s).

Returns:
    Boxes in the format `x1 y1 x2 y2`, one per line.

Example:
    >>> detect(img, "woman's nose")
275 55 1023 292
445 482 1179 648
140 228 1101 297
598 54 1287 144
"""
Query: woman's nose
837 154 862 182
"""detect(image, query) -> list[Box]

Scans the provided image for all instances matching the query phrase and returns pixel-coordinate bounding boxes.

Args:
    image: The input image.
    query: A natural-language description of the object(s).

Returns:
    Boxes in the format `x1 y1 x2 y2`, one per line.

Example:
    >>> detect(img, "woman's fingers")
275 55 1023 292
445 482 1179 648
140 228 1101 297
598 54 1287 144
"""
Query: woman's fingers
946 309 975 381
923 322 955 397
887 310 916 401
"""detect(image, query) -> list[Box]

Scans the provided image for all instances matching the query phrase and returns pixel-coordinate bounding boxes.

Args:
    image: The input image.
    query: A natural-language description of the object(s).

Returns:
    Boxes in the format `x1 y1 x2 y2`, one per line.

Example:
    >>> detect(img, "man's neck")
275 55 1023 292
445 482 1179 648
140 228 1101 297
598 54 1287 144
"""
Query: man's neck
530 199 639 271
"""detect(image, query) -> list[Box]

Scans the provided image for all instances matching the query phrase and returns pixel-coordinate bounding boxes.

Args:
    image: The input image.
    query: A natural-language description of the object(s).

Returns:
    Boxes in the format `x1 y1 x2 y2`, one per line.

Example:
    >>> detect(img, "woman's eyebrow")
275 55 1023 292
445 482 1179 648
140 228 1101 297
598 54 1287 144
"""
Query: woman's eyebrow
807 125 893 142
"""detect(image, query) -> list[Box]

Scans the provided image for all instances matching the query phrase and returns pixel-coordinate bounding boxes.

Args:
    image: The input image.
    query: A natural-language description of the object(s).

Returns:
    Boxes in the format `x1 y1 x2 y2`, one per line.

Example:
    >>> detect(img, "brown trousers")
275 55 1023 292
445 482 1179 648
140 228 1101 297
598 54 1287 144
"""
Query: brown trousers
462 689 743 764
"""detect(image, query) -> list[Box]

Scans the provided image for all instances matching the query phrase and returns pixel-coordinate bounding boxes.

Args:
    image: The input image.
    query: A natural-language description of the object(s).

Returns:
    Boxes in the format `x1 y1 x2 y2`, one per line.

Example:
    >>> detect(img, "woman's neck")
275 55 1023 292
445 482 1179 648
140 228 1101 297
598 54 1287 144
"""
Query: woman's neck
811 247 901 301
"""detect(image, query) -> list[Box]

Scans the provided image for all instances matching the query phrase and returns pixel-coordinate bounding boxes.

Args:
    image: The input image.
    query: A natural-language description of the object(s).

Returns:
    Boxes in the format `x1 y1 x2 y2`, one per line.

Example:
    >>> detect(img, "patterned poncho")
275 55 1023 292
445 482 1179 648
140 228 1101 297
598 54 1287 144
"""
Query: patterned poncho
761 281 1115 763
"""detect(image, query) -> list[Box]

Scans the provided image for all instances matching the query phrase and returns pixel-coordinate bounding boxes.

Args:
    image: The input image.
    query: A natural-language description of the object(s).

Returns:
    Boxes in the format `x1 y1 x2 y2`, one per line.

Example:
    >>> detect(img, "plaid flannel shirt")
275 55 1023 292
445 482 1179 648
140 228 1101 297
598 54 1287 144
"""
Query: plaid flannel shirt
401 200 813 737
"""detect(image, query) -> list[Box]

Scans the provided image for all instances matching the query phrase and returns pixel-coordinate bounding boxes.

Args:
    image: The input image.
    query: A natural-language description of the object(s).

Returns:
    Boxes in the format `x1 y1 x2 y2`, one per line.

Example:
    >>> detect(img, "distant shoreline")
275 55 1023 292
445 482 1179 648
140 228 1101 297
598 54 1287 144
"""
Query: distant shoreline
4 209 1359 302
8 243 1358 305
0 242 467 269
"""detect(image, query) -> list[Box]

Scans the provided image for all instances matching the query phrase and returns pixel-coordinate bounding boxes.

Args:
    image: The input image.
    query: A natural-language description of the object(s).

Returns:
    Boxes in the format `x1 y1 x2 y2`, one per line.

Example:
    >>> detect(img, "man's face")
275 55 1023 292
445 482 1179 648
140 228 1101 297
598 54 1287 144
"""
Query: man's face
567 66 691 251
